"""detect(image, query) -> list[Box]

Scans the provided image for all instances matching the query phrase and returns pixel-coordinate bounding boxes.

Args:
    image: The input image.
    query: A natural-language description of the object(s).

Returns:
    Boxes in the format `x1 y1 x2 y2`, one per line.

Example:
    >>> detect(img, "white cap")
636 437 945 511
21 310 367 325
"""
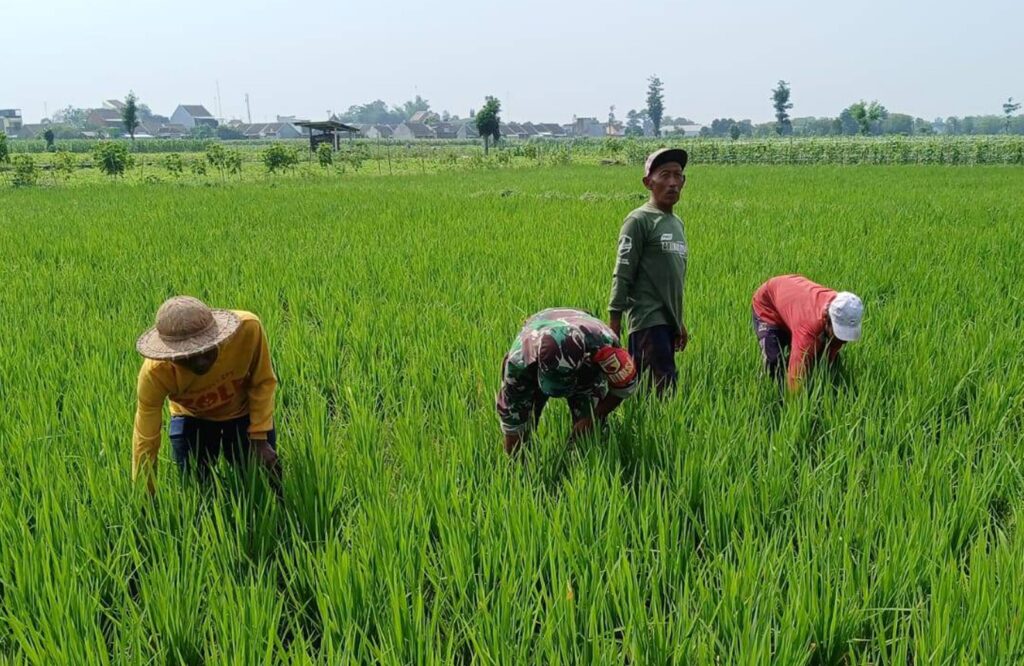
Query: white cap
828 292 863 342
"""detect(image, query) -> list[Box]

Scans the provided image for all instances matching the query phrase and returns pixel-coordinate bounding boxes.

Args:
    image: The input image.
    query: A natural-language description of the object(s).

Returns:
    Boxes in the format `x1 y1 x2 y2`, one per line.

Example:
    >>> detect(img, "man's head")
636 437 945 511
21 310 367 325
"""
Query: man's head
176 346 220 375
643 148 688 211
826 292 864 342
136 295 240 366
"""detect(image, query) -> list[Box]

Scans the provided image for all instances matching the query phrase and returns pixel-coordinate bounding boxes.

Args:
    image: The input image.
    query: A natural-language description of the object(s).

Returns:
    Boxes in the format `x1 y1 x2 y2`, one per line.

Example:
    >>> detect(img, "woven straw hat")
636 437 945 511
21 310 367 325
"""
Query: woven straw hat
136 296 241 360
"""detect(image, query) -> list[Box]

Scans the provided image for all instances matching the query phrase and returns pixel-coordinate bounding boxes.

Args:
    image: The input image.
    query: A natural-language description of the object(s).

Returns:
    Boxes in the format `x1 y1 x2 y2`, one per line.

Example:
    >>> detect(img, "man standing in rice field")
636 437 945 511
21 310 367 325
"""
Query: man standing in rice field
496 307 639 455
132 296 281 495
751 274 864 393
608 148 689 395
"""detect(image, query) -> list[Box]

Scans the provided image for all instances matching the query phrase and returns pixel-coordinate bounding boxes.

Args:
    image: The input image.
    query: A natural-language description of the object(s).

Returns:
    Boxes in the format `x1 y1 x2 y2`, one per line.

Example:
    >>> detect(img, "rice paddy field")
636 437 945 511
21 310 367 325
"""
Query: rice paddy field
1 163 1023 664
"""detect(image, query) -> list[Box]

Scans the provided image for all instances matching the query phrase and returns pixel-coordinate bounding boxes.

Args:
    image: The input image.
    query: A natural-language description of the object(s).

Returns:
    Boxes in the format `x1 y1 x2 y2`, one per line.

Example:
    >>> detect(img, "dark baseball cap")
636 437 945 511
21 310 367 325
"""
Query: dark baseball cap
644 148 688 177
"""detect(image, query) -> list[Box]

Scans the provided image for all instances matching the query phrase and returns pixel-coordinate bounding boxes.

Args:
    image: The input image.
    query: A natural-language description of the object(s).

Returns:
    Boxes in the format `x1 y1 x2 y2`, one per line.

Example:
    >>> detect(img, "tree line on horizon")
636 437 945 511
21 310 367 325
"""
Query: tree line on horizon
11 84 1024 145
637 78 1024 139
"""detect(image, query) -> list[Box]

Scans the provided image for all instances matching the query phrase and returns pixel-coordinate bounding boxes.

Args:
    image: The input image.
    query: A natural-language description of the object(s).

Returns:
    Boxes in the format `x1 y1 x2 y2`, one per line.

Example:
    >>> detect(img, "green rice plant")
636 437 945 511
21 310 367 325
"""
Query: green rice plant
224 149 244 178
10 154 39 187
164 152 185 177
316 142 334 169
339 145 369 172
262 143 301 173
92 141 134 177
206 143 228 178
0 165 1022 663
51 149 77 183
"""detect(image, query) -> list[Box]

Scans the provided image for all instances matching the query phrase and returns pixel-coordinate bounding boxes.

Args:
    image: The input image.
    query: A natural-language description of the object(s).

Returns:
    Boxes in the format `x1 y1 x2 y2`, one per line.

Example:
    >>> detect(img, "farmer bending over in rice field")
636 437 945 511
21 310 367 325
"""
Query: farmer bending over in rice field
132 296 281 495
496 307 638 456
751 275 864 393
609 148 689 395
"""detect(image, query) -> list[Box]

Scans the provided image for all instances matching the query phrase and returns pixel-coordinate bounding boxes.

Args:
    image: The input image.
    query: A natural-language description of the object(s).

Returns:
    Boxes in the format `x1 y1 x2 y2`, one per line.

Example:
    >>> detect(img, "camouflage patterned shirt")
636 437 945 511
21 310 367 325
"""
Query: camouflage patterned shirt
496 308 637 434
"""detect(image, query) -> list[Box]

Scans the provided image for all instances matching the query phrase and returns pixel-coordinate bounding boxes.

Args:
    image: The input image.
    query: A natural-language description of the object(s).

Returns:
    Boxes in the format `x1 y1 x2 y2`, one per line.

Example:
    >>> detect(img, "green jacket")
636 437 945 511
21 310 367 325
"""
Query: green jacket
608 202 687 334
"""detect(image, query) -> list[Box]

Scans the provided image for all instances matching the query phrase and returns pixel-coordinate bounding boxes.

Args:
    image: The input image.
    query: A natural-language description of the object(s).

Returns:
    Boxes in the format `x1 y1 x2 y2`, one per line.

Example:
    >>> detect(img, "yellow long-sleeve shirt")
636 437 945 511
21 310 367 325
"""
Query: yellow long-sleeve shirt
132 310 277 481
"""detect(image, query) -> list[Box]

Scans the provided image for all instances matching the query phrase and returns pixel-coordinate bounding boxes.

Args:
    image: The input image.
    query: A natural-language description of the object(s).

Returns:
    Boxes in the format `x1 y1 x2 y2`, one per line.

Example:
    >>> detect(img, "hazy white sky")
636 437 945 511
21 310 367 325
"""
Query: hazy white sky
3 0 1021 124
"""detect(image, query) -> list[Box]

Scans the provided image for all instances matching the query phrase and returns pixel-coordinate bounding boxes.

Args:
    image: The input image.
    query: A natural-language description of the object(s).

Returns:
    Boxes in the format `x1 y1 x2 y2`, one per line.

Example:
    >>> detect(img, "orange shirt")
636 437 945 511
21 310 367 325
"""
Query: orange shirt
132 311 277 480
752 275 843 390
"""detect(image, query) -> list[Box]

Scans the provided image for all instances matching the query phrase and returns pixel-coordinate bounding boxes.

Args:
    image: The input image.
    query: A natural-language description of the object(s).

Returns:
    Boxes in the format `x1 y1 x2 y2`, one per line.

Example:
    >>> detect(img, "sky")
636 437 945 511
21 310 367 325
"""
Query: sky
2 0 1022 125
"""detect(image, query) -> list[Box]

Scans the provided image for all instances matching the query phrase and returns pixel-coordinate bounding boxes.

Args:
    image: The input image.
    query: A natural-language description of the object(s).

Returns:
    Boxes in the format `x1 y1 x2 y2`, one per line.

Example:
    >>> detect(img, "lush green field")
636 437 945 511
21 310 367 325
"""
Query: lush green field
1 165 1022 664
4 136 1024 188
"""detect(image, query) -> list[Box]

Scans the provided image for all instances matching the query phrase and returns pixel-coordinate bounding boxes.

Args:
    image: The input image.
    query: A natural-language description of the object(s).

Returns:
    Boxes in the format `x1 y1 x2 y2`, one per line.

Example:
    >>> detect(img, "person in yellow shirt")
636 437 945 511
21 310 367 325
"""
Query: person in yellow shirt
133 295 280 495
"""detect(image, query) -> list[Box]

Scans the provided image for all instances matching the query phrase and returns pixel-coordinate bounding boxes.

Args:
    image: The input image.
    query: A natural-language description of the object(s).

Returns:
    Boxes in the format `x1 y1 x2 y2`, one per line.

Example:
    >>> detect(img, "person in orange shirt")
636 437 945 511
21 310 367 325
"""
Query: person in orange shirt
133 296 280 494
751 275 864 393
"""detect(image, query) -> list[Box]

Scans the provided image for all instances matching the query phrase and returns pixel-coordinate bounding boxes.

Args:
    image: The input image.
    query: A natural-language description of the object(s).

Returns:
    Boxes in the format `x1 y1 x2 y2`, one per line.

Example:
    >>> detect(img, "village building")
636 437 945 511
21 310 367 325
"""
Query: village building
393 122 436 140
170 104 219 129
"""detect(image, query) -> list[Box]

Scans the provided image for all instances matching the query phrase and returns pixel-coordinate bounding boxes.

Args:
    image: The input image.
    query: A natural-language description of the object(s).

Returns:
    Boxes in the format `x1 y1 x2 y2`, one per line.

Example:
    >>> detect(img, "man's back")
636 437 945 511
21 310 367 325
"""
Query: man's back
753 275 836 336
511 307 617 368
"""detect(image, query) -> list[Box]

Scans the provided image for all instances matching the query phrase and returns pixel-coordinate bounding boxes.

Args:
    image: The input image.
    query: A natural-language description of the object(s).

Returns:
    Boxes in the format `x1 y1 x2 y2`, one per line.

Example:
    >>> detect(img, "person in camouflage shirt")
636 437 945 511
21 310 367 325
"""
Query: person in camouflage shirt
496 307 639 455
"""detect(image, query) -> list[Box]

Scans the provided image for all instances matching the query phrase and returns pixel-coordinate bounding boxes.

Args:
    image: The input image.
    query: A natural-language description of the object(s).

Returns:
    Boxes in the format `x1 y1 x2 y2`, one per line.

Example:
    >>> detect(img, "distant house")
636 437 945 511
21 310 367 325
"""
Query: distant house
365 124 395 139
103 99 126 112
235 122 305 140
134 123 157 137
276 115 310 133
663 124 705 137
456 122 479 140
1 108 23 134
534 123 567 138
14 123 45 139
393 122 436 140
348 123 394 139
433 122 460 139
518 122 541 138
272 122 305 139
502 122 528 139
238 124 264 139
238 123 262 139
87 108 124 132
573 117 604 138
346 123 372 136
157 124 189 139
130 119 160 138
170 105 219 129
409 110 440 125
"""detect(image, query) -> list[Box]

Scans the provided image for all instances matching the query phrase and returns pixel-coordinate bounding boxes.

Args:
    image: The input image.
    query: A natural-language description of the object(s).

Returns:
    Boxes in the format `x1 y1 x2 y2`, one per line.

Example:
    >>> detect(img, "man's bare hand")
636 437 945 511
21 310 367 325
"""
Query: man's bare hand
504 432 526 456
568 417 594 443
674 325 689 352
609 312 622 338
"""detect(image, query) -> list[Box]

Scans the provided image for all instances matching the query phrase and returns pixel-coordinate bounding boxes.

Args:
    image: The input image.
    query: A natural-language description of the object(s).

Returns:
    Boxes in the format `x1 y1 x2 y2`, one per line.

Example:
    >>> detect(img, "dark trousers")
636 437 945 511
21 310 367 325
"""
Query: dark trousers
628 324 677 394
752 310 791 383
169 414 279 483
